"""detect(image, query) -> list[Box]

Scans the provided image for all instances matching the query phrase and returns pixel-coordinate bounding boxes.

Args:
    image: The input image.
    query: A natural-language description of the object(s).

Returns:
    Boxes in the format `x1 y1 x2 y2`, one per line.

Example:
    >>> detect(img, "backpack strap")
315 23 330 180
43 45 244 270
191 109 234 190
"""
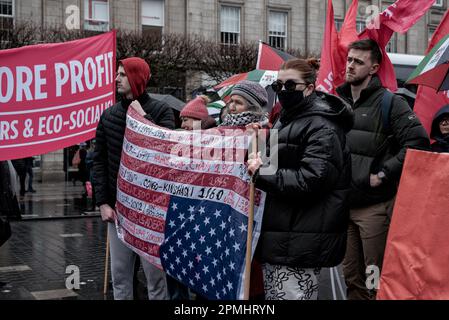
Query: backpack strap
381 90 394 131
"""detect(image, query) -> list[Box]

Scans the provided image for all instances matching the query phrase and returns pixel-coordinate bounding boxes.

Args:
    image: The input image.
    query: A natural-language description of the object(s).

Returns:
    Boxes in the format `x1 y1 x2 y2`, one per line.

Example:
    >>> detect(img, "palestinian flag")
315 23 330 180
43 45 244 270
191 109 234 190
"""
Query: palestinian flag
214 69 278 111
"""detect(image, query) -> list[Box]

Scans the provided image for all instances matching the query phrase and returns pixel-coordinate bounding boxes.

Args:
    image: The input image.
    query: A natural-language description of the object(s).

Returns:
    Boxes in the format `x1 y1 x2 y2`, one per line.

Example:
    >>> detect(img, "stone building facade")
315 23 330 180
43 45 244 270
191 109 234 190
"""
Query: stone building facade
1 0 446 181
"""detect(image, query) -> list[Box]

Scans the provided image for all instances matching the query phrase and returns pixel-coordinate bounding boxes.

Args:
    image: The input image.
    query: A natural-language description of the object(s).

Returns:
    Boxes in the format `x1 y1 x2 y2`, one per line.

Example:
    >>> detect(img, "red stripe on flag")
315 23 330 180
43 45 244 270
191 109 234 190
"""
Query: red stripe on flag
122 226 161 258
117 177 170 208
116 201 165 234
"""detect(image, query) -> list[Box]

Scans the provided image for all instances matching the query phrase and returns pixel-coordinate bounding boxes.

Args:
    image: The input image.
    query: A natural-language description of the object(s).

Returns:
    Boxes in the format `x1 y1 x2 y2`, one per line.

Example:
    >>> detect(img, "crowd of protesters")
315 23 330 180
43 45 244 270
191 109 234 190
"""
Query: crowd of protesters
87 38 444 301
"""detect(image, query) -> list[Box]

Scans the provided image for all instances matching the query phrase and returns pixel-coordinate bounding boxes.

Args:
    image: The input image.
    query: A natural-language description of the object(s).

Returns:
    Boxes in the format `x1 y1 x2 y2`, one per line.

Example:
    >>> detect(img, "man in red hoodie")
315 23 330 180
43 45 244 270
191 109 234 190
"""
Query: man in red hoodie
93 57 175 300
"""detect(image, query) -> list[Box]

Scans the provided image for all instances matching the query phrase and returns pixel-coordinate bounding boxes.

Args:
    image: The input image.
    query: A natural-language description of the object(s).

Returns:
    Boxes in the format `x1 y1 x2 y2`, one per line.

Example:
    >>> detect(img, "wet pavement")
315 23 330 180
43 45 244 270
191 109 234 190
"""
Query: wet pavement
17 181 98 220
0 180 346 300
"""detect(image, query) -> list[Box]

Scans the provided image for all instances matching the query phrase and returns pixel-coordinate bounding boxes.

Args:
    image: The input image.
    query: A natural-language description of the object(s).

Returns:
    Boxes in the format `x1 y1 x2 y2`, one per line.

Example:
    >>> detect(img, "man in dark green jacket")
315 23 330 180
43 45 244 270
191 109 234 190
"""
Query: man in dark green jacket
336 39 430 300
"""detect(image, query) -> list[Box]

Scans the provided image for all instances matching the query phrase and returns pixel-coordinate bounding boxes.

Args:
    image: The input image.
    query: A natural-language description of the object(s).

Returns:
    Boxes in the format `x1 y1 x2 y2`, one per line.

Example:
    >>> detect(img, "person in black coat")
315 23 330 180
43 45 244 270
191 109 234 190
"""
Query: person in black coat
93 57 175 300
430 105 449 153
247 58 354 300
336 40 430 300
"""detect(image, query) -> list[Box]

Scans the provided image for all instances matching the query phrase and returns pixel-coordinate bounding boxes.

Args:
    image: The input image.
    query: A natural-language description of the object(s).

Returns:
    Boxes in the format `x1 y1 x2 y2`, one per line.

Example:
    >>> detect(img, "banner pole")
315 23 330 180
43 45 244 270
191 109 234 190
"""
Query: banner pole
103 229 110 297
243 131 258 300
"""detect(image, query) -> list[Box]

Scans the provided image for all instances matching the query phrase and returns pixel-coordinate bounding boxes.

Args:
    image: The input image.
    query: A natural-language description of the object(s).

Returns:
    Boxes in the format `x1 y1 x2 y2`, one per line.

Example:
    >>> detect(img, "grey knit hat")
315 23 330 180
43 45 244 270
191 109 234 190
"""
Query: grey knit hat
230 80 268 112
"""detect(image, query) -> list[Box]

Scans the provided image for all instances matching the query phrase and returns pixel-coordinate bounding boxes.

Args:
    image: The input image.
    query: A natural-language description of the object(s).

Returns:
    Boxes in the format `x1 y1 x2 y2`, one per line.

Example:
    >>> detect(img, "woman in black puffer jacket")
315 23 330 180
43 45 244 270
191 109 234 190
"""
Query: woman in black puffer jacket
248 58 354 300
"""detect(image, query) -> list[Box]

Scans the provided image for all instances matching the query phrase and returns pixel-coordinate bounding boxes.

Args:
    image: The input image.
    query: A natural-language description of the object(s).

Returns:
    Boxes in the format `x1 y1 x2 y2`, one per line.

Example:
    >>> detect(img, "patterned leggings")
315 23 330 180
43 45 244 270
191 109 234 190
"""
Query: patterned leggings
262 263 321 300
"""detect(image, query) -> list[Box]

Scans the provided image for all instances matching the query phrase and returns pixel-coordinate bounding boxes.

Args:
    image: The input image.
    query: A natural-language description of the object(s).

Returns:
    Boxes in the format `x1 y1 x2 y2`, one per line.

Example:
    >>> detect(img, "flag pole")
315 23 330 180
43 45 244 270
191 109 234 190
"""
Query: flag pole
243 131 258 300
103 229 110 297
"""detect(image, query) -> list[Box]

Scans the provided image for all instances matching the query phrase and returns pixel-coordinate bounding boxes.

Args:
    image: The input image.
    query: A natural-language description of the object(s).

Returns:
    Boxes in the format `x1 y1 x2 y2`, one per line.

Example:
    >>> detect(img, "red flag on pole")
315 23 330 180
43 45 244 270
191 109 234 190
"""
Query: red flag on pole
413 10 449 135
377 150 449 300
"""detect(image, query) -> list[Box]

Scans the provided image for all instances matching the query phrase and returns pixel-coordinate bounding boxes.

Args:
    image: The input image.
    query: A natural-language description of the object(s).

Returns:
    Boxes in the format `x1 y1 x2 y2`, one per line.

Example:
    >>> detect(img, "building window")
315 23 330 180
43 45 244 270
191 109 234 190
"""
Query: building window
385 34 397 53
220 6 240 47
433 0 444 7
142 0 164 40
84 0 109 32
268 11 287 50
356 20 365 33
334 19 365 33
0 0 14 37
334 18 343 31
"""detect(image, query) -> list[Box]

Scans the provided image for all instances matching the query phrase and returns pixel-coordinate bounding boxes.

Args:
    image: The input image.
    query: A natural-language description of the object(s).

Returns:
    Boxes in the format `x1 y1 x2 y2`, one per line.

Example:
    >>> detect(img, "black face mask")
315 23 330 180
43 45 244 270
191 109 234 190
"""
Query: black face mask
278 89 305 110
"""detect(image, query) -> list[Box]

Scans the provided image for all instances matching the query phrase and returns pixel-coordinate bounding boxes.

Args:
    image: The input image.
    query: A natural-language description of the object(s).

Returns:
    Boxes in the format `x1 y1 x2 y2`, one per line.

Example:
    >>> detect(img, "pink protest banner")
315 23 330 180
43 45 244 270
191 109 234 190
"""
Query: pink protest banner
0 30 116 161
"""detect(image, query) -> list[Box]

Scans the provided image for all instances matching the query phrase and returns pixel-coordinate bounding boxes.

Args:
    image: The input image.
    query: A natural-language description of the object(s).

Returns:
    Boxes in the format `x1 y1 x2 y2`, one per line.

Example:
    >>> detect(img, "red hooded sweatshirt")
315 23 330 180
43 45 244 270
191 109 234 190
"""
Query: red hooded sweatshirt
119 57 151 99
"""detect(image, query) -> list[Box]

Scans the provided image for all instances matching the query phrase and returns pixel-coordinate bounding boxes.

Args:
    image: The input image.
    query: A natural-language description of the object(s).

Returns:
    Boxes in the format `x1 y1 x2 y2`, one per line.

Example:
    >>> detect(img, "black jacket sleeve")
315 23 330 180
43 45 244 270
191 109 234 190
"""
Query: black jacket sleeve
156 104 175 129
255 127 343 198
381 95 430 180
92 114 109 206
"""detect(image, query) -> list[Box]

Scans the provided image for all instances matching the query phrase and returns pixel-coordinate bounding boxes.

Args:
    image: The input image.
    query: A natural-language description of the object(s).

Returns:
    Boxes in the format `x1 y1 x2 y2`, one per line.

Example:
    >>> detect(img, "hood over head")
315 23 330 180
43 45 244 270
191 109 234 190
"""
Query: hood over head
119 57 151 99
431 104 449 139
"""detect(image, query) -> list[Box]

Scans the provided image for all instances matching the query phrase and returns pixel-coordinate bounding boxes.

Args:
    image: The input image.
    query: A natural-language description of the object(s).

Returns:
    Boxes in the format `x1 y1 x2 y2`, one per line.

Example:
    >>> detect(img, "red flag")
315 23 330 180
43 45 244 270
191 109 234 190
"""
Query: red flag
427 10 449 54
334 0 359 87
316 0 361 93
256 42 295 71
377 150 449 300
413 10 449 135
316 0 339 94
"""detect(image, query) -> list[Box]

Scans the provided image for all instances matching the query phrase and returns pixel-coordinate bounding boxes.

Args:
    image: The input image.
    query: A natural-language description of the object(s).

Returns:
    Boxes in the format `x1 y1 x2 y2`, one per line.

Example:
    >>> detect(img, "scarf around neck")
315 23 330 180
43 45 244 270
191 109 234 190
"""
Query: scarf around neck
219 111 268 128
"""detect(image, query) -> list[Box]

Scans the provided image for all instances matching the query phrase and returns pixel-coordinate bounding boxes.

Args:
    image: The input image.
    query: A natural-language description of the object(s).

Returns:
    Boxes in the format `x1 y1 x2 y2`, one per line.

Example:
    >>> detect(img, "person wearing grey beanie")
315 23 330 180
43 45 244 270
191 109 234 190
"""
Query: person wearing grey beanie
219 80 269 127
228 80 268 113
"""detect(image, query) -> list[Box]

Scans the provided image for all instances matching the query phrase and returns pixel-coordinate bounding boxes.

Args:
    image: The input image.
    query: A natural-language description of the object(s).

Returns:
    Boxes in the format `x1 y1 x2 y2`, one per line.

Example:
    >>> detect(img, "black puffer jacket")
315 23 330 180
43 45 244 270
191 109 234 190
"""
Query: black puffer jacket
337 76 430 207
93 93 175 207
430 104 449 153
255 91 353 268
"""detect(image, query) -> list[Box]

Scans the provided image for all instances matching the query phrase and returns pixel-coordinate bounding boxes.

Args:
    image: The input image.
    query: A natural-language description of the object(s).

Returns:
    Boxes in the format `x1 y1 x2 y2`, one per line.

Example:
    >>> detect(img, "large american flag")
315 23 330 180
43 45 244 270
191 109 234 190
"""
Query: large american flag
116 108 266 299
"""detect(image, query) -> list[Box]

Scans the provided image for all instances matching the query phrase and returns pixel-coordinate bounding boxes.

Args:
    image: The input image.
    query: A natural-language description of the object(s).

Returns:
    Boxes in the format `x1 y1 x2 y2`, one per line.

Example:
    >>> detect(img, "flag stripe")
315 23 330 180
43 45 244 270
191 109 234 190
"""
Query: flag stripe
127 113 250 145
119 224 161 259
124 129 248 163
122 138 248 176
117 188 167 220
117 211 165 245
116 200 166 234
118 163 254 216
118 178 171 209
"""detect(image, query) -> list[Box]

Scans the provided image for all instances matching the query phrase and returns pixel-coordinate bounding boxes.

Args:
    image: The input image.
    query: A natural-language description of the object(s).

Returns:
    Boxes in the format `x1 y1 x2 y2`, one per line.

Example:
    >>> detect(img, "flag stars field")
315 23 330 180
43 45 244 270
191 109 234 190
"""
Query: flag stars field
160 196 262 299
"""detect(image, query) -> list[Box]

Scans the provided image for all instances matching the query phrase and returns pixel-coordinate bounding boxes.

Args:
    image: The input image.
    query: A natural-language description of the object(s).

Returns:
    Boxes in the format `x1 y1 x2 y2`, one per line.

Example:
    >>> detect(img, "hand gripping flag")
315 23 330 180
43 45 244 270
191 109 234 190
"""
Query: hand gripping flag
115 107 266 300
